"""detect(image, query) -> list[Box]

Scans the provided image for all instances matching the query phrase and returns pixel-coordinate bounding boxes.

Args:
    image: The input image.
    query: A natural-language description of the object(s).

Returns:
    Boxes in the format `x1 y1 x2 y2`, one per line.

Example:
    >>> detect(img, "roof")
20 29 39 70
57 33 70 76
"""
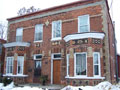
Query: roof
7 0 93 21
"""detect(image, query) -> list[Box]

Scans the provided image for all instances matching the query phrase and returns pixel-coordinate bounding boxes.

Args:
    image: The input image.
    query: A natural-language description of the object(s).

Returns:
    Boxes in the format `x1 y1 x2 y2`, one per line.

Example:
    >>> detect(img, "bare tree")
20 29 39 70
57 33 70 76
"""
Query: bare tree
17 6 40 16
0 22 7 40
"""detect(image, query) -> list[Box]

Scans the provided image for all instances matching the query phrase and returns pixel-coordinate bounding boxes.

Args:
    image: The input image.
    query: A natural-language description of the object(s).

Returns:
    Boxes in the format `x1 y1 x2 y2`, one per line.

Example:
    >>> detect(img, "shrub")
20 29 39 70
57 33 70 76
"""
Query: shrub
40 75 48 85
3 77 12 86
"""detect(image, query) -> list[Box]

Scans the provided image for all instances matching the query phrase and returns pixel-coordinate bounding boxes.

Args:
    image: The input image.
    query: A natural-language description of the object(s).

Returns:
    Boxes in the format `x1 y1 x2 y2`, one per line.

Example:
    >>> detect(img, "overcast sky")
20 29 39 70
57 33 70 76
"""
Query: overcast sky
0 0 120 54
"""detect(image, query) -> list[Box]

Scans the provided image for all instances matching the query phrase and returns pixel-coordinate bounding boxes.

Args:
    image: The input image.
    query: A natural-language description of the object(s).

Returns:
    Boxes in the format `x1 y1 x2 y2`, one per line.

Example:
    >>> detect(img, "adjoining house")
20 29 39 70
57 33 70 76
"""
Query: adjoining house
117 54 120 79
3 0 117 85
0 39 6 77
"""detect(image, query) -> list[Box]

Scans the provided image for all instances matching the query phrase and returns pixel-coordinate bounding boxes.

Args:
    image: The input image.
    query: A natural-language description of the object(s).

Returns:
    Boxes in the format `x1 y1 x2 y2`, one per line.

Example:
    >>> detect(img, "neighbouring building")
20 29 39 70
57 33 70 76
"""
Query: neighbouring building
117 54 120 79
0 39 6 77
3 0 117 85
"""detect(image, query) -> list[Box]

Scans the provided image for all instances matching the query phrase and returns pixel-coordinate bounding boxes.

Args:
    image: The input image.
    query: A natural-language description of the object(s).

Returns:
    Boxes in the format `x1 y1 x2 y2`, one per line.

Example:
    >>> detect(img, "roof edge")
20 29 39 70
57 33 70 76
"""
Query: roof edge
7 0 90 21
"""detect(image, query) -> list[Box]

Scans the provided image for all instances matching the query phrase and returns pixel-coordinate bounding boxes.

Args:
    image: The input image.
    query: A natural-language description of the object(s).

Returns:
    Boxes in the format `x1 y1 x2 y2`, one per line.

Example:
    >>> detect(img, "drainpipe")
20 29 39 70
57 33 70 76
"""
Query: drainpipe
113 21 119 82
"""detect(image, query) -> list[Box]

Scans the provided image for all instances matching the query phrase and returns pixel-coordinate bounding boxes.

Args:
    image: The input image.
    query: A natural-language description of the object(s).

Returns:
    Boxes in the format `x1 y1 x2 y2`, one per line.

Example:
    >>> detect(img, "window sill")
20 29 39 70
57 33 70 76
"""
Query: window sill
3 74 28 77
34 40 43 43
65 76 105 80
51 38 62 41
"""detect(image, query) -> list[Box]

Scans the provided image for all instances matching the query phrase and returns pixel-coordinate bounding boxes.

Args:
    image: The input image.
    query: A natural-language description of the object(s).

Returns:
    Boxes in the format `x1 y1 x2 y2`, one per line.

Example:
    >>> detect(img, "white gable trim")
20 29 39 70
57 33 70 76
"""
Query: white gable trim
3 42 30 48
64 32 105 42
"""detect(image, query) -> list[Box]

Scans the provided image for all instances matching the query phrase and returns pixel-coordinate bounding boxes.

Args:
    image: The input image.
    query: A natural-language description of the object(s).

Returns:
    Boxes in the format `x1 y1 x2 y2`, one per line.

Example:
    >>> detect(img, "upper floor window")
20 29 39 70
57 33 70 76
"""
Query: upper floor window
78 15 90 33
17 56 24 75
93 52 101 76
6 57 14 74
34 24 43 42
16 28 23 42
52 20 62 40
75 53 87 76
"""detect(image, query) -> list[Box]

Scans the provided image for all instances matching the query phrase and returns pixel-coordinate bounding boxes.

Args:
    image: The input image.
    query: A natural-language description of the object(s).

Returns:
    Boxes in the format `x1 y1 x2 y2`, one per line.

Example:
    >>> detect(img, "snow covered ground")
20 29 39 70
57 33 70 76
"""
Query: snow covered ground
0 81 120 90
62 81 120 90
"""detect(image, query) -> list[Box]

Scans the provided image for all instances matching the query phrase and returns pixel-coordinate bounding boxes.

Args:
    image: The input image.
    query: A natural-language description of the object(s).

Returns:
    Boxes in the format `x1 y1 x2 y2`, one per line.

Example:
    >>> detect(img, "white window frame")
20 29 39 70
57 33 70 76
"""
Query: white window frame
16 28 23 42
52 53 62 60
34 54 42 60
74 52 87 77
34 24 43 42
6 57 14 75
66 54 70 77
93 52 101 77
51 20 62 41
78 15 90 33
17 56 24 75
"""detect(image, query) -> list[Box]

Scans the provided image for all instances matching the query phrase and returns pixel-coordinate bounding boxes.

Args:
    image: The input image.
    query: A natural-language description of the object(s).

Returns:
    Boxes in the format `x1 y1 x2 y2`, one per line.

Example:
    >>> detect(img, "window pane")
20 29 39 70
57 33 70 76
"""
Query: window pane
6 57 13 74
78 15 89 33
80 25 88 32
35 55 42 60
94 54 98 64
76 54 86 75
52 21 61 38
16 28 23 36
80 16 88 25
17 56 24 74
94 65 99 75
54 54 61 59
35 24 43 41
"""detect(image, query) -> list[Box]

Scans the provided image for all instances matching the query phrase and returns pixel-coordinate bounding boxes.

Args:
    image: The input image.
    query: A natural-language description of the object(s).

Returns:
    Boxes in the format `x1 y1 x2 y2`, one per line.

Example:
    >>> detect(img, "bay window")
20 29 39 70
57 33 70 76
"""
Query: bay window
93 52 101 76
66 54 70 76
17 56 24 75
75 53 87 76
6 57 14 74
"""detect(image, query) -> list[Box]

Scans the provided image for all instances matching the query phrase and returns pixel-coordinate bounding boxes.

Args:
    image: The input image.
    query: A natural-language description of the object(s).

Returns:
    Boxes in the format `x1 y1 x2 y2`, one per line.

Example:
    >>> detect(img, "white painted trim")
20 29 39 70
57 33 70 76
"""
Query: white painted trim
3 42 30 48
34 40 43 43
74 52 87 77
51 20 62 41
3 74 28 77
66 54 70 77
51 55 53 84
93 52 101 77
65 76 105 80
78 15 90 33
64 32 105 42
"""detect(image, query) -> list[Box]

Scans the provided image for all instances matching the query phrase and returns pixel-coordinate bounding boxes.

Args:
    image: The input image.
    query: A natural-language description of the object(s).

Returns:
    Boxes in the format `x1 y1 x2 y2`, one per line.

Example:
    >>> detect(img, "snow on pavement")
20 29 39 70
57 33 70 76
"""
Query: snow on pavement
62 81 120 90
0 81 120 90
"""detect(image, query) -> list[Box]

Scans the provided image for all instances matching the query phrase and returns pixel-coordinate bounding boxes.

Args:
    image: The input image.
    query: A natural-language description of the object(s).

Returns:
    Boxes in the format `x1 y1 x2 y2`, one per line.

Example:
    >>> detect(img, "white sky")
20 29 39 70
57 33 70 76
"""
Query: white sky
0 0 120 54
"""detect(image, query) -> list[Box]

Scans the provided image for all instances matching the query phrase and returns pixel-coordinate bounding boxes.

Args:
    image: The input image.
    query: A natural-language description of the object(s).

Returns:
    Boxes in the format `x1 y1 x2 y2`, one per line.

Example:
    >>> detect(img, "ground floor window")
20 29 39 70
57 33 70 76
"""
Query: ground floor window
66 54 70 76
17 56 24 75
75 53 87 76
6 57 14 74
93 52 100 76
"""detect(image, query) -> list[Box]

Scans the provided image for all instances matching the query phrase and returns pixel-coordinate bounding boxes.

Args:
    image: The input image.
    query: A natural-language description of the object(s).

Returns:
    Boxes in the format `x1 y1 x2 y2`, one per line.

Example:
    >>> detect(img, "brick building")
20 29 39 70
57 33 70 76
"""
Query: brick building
0 39 6 77
117 54 120 79
3 0 117 85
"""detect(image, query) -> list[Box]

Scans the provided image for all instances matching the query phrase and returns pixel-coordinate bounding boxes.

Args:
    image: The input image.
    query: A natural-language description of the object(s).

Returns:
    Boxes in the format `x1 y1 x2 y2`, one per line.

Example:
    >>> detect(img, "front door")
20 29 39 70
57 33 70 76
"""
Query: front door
33 60 41 83
53 60 61 84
